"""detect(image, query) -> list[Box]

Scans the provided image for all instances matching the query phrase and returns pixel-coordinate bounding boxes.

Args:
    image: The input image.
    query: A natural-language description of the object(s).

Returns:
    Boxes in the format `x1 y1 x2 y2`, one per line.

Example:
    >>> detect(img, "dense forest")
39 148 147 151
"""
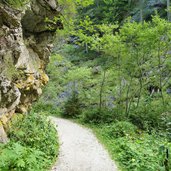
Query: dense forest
0 0 171 171
36 0 171 170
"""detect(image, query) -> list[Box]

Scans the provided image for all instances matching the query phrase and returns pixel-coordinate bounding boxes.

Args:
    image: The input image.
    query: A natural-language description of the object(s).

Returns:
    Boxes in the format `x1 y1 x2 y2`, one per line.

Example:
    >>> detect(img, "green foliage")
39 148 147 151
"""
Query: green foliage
34 53 71 113
129 101 170 130
32 102 61 116
0 142 49 171
81 108 115 124
7 113 58 160
3 0 29 8
36 16 171 169
77 0 137 24
0 113 59 170
114 136 170 171
76 0 168 25
33 3 171 171
65 66 91 83
63 93 81 118
94 124 171 171
103 121 137 138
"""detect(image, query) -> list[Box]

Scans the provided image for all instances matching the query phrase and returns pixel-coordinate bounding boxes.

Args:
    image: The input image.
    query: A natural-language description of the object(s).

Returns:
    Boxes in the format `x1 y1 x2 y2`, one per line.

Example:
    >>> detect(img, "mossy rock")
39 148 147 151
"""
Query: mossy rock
1 0 30 9
0 115 8 126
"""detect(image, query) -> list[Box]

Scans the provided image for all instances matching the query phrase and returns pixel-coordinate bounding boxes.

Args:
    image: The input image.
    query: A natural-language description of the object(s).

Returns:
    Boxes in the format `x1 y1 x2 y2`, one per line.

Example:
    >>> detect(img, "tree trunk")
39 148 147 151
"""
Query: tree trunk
125 77 133 117
99 70 106 111
140 0 144 23
137 77 143 107
157 42 165 105
167 0 171 22
85 43 88 53
136 50 144 108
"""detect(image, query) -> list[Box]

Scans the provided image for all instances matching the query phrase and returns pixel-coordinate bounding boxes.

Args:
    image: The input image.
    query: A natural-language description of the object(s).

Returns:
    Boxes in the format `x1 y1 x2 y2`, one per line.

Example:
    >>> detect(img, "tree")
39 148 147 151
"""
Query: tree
167 0 171 21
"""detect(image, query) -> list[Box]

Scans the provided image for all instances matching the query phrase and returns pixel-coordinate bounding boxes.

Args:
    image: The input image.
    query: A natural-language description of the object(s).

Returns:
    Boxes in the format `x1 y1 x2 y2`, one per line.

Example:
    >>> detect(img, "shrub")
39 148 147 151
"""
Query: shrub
7 113 59 162
32 102 61 116
0 142 50 171
114 136 164 171
81 107 115 124
160 112 171 141
62 93 81 118
129 101 169 131
96 126 171 171
103 121 137 138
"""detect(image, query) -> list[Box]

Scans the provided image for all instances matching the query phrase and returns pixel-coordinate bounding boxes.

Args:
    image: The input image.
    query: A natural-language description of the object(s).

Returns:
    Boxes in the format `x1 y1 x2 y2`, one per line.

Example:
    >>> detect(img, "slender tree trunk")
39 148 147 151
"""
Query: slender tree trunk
117 52 122 115
157 42 165 105
164 148 170 171
127 95 134 118
96 0 99 7
140 9 143 23
167 0 171 22
140 0 144 23
99 70 106 111
136 50 144 108
85 43 88 53
137 77 143 107
125 77 133 117
73 81 76 99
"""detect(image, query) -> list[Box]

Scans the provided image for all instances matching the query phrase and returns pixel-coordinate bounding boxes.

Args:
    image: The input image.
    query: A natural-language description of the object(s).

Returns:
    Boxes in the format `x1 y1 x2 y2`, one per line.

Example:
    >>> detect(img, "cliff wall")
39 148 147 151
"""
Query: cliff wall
0 0 62 142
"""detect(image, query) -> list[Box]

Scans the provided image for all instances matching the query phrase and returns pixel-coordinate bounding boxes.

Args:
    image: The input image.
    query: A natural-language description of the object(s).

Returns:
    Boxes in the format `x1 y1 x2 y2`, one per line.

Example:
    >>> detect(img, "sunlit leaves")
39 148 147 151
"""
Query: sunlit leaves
75 0 94 7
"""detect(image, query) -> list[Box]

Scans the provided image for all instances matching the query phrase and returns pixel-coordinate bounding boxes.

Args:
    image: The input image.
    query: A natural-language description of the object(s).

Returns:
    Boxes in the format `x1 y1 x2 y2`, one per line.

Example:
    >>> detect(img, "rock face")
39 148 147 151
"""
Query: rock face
0 0 62 142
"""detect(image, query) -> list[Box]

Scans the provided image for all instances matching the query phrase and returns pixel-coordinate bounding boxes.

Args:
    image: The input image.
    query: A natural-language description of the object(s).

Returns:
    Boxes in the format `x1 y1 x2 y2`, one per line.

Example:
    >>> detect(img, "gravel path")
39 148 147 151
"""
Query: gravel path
51 117 118 171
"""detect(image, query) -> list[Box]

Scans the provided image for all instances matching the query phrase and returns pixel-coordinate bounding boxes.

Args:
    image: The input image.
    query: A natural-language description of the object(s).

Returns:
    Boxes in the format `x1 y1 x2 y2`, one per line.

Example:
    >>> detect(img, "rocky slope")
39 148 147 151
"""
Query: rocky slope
0 0 62 142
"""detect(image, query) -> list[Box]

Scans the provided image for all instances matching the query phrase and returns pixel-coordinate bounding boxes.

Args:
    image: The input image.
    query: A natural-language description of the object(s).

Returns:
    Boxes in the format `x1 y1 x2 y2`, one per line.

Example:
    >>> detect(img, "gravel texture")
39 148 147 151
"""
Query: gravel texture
51 117 118 171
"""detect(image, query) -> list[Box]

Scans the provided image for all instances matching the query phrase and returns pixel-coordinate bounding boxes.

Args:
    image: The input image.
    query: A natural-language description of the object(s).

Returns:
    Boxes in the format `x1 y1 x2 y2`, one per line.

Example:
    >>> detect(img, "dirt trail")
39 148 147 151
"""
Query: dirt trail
50 117 118 171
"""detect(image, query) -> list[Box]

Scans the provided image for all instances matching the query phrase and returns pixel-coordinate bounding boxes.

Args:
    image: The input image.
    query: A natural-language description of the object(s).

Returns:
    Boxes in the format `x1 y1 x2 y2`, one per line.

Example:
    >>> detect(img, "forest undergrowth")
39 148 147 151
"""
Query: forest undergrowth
33 39 171 170
0 113 59 171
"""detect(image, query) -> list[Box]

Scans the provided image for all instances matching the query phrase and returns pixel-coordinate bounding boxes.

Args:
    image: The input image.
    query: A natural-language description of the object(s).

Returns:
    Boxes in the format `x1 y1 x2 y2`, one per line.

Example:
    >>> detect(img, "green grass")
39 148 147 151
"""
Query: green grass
89 123 171 171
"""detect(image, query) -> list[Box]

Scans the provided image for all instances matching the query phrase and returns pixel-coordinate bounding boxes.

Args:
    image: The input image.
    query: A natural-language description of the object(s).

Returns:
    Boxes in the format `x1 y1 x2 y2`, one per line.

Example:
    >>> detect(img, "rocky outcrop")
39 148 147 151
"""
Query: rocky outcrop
0 0 62 142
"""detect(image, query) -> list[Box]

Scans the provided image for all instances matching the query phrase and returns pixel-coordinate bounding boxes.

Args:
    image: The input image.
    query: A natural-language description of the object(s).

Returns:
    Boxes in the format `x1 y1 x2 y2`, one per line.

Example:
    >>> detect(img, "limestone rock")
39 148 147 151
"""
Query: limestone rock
0 124 8 143
0 76 21 115
0 0 62 142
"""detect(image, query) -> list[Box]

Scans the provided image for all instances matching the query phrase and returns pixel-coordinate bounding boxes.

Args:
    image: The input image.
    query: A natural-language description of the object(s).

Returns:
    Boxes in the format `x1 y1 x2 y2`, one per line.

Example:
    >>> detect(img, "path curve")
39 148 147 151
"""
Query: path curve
50 117 118 171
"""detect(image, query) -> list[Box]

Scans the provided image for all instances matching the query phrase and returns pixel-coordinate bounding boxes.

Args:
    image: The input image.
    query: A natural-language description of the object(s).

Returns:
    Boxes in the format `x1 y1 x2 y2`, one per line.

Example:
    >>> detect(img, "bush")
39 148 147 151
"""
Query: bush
129 101 170 131
81 108 116 124
32 102 61 116
95 125 171 171
160 112 171 141
6 112 59 169
0 142 50 171
63 93 81 118
103 121 137 138
113 135 167 171
7 113 58 159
